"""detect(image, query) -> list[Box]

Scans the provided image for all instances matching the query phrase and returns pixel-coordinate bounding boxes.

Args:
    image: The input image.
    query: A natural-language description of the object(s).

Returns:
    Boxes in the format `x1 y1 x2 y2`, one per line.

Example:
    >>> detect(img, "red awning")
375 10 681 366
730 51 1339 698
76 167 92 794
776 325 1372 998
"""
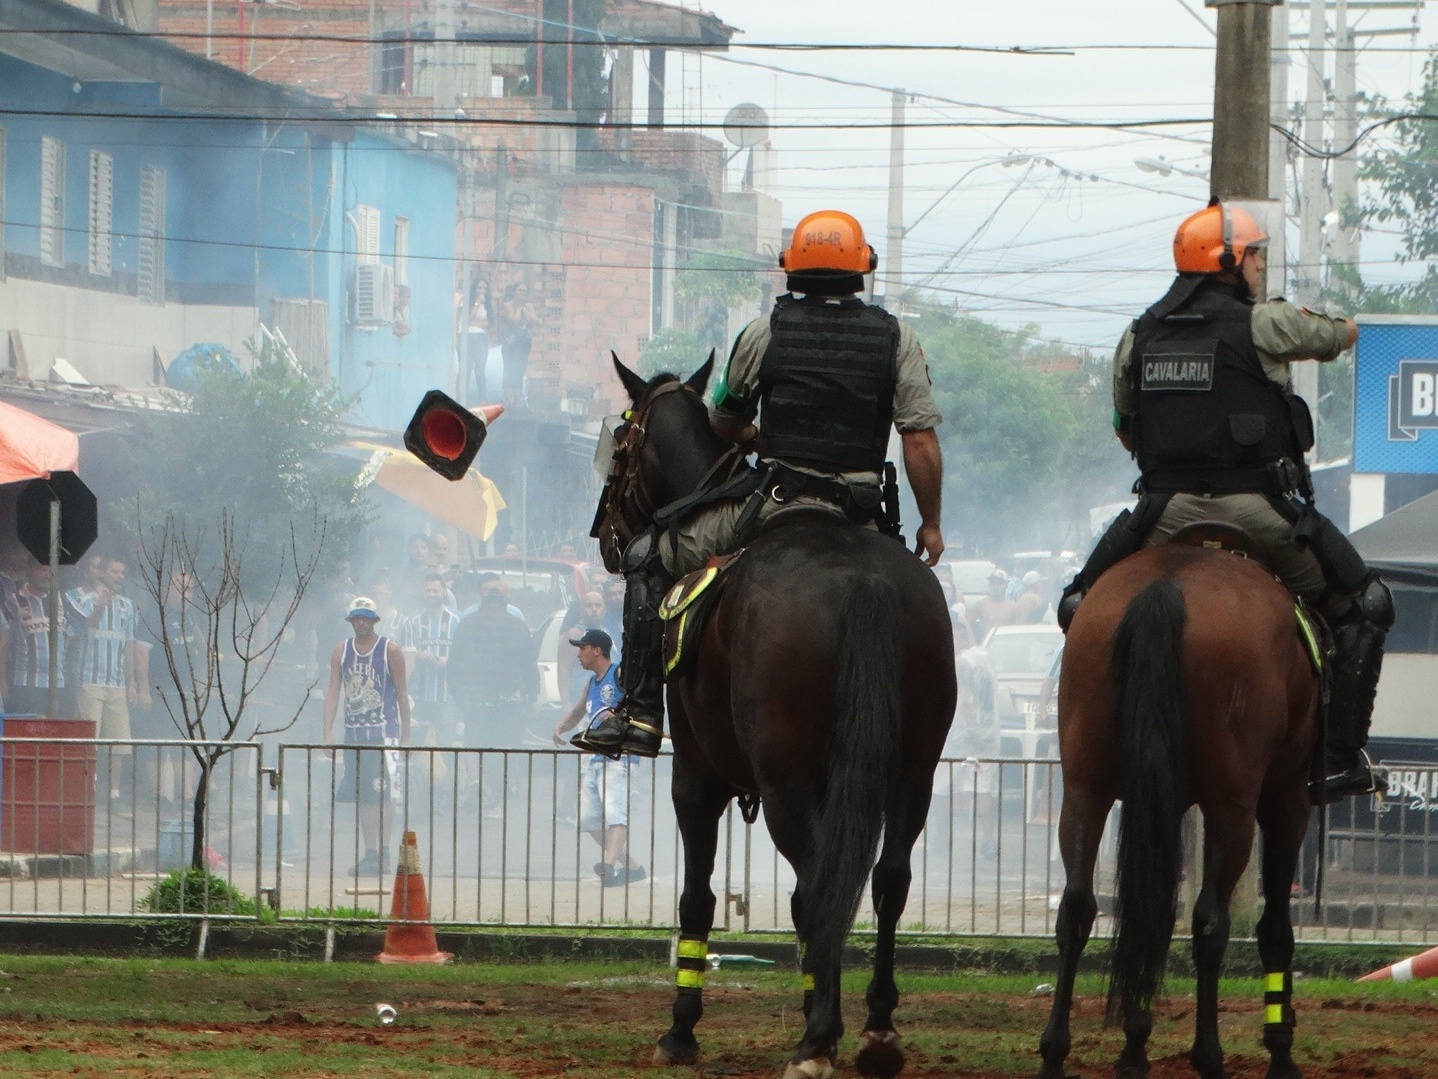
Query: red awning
0 400 81 485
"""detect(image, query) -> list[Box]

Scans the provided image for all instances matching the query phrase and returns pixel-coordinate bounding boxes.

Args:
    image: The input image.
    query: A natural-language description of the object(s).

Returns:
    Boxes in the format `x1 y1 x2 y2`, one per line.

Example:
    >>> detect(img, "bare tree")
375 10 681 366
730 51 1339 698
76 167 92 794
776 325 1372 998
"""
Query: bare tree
135 509 324 871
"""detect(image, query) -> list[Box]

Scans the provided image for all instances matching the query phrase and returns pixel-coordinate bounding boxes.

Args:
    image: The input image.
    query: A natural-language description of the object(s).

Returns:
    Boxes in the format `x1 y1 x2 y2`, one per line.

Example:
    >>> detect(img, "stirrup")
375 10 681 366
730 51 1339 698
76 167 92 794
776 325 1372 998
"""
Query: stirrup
1309 750 1388 805
570 709 626 755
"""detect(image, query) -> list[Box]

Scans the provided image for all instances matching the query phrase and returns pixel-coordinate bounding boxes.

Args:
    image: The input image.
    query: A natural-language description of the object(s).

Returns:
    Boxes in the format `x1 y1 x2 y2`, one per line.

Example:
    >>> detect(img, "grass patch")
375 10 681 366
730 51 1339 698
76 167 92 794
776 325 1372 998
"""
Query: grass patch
0 954 1435 1076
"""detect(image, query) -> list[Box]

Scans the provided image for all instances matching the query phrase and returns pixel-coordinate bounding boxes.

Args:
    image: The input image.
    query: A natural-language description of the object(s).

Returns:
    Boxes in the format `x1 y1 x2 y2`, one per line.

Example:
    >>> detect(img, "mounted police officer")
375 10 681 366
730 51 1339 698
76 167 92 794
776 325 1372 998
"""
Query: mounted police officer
573 209 946 760
1057 200 1391 804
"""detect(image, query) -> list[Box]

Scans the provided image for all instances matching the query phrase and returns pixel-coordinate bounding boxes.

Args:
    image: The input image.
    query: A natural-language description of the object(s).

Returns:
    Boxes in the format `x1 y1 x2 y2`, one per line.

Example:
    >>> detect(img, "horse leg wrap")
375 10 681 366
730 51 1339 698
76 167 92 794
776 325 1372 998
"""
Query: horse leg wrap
1262 970 1296 1032
675 936 708 996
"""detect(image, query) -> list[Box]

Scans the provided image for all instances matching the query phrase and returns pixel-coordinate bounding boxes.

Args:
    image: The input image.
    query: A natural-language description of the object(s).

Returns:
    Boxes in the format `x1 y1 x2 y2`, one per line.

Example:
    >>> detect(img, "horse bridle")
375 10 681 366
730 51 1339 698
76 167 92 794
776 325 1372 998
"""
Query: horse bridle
589 380 688 573
590 379 746 575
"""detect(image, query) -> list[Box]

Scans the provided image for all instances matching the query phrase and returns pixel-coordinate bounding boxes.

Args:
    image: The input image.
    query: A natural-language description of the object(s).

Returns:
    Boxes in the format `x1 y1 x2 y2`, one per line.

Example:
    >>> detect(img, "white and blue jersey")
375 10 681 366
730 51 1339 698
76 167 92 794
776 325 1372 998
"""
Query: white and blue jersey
583 663 621 731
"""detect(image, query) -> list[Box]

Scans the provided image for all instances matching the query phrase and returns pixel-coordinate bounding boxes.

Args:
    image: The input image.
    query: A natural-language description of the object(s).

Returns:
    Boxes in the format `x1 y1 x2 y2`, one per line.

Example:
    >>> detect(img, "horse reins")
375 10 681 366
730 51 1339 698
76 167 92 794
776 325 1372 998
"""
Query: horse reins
590 380 744 573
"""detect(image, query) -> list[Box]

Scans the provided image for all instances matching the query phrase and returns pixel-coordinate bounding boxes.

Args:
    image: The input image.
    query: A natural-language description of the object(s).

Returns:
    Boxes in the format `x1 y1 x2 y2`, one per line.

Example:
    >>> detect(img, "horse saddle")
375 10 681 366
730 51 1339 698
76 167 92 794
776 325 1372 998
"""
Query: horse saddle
659 553 741 678
1168 520 1328 675
1168 520 1269 564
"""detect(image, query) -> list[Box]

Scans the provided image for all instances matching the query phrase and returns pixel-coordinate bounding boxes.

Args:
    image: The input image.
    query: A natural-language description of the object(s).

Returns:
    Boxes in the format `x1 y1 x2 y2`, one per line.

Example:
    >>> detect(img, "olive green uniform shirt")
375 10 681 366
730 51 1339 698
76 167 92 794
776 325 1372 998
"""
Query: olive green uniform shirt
1112 296 1352 423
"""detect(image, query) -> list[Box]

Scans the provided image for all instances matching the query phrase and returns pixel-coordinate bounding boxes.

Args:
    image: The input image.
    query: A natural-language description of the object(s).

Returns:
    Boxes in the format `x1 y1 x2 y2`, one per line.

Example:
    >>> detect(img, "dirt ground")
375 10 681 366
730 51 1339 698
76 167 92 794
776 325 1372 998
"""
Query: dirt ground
3 965 1436 1079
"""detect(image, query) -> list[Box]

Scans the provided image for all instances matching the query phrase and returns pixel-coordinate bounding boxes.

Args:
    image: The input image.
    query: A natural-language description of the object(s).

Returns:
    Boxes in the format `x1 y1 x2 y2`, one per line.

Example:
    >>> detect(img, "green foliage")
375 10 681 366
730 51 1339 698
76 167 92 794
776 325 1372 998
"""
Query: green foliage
118 338 366 590
141 868 259 918
910 300 1133 553
1359 56 1438 264
637 328 710 382
676 251 765 352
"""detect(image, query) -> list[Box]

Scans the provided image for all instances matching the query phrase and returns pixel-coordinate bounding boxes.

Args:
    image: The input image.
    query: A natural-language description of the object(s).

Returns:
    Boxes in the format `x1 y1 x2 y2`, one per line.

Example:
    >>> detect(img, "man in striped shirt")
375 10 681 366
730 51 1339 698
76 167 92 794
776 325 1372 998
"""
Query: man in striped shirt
4 562 75 717
403 574 461 745
68 557 138 801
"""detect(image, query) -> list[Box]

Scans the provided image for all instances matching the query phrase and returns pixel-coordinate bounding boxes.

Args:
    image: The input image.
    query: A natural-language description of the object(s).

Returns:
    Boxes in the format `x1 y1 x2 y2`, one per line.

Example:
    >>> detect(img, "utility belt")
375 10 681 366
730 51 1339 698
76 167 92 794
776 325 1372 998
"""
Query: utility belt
1139 457 1313 501
762 461 902 539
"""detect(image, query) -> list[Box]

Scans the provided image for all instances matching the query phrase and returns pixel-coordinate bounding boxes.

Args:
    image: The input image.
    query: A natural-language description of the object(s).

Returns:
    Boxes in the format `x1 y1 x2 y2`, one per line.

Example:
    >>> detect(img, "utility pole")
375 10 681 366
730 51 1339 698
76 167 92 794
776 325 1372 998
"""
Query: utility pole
1331 0 1360 269
1209 1 1278 203
885 89 905 311
1268 2 1290 296
1205 0 1281 925
1296 2 1328 310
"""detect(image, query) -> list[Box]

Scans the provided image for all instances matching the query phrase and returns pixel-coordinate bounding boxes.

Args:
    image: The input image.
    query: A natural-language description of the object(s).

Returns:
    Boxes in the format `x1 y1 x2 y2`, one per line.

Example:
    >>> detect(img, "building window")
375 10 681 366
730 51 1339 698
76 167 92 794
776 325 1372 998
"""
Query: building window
393 216 409 286
88 150 113 277
356 204 380 264
39 136 65 268
138 165 166 304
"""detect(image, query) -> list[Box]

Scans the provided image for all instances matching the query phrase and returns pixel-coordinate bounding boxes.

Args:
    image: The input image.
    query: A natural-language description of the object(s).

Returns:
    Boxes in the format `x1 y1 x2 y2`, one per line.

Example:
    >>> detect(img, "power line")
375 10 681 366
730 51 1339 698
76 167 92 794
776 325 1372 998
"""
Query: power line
4 27 1433 53
0 106 1213 132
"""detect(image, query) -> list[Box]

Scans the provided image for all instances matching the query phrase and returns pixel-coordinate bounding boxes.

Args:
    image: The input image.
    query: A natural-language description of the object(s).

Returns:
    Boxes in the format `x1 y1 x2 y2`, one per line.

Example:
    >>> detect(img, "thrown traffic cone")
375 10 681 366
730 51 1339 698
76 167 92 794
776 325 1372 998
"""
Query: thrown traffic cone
1358 944 1438 983
376 831 453 965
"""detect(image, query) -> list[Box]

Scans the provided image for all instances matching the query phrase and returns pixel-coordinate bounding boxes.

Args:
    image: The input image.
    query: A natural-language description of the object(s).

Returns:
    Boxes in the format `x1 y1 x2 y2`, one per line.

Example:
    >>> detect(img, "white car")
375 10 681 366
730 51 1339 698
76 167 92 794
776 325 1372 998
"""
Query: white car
981 624 1064 759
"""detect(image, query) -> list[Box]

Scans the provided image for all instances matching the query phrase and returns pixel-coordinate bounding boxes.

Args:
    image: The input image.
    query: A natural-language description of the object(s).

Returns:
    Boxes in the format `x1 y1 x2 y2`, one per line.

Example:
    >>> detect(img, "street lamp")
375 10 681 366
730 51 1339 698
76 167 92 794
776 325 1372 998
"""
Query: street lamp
1135 156 1210 181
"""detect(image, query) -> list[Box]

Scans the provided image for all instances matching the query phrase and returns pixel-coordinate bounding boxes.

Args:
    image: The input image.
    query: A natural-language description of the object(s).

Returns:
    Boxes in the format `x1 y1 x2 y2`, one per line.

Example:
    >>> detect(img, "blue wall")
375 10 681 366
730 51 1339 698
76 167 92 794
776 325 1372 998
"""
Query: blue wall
0 53 458 432
329 132 457 431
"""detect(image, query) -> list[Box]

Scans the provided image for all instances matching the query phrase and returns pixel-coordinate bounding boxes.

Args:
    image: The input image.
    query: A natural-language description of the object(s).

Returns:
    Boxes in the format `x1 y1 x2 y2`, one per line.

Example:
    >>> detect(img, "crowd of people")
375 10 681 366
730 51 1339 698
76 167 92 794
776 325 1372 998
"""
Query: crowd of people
318 530 644 879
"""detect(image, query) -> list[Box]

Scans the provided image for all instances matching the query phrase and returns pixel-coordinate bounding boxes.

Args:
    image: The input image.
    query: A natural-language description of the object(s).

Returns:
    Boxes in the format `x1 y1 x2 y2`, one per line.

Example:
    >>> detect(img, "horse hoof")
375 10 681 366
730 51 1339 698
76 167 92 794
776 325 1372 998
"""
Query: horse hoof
653 1039 698 1067
781 1059 834 1079
855 1029 904 1078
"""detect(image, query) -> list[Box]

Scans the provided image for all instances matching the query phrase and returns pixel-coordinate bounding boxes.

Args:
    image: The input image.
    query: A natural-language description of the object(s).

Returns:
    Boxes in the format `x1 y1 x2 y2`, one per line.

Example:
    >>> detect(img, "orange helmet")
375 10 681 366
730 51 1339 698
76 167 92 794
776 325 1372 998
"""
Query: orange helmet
780 210 878 275
1173 202 1268 274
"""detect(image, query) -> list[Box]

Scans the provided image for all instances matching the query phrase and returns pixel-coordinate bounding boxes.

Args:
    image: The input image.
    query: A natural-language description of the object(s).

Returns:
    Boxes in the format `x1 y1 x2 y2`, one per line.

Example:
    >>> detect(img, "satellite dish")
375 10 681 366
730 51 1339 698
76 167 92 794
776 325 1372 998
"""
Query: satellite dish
723 103 769 149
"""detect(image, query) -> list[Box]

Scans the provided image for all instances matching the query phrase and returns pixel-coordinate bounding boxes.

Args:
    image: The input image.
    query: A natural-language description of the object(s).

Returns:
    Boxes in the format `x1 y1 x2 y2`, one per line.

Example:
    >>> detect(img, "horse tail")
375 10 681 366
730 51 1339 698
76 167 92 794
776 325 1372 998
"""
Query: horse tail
804 574 904 981
1106 578 1189 1027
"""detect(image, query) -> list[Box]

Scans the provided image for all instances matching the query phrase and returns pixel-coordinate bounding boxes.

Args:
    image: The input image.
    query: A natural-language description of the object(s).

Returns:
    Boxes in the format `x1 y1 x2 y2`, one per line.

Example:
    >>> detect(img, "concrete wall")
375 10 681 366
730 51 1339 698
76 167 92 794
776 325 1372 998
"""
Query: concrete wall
0 275 258 386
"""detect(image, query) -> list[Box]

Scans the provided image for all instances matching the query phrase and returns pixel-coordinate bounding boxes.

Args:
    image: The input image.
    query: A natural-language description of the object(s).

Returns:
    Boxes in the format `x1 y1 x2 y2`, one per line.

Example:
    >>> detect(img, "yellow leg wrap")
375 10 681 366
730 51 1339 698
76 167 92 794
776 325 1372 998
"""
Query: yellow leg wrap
676 969 705 989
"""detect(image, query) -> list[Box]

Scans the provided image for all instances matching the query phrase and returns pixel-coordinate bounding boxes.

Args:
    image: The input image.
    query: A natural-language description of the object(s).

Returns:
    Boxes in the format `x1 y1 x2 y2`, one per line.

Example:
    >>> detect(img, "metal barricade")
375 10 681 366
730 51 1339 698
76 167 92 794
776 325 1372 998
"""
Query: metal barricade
0 738 1436 949
0 737 265 921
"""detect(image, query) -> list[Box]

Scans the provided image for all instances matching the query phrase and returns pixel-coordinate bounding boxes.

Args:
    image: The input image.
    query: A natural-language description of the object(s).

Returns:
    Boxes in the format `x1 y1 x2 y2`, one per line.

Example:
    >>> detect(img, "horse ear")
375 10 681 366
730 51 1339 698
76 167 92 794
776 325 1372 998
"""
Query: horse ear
685 351 715 396
611 351 649 403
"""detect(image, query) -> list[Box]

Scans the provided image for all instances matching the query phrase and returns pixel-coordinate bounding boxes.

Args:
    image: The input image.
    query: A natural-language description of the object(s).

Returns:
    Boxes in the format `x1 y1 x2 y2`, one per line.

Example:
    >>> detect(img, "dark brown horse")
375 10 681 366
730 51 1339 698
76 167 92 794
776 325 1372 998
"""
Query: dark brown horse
598 356 956 1079
1036 545 1317 1079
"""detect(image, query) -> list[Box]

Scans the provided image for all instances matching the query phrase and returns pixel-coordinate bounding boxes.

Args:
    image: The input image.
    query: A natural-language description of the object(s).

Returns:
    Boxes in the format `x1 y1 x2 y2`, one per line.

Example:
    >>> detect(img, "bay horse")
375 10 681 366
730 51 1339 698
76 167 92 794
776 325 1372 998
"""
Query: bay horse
1037 544 1318 1079
598 356 956 1079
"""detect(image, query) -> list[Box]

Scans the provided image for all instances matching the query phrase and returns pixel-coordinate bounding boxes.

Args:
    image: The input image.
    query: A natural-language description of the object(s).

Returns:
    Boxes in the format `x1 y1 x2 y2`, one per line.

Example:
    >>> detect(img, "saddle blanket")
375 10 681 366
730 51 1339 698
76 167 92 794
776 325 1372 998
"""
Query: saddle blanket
659 553 740 678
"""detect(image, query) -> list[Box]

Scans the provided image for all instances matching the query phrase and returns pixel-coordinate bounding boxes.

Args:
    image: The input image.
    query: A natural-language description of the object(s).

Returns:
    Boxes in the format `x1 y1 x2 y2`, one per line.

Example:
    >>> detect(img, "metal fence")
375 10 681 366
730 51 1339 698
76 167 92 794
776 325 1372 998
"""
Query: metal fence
1 736 1436 949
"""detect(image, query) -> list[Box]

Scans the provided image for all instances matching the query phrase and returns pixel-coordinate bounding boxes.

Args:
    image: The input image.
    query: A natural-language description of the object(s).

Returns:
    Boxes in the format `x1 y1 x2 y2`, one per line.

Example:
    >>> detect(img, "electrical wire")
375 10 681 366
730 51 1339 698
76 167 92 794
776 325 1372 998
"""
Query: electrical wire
0 106 1213 133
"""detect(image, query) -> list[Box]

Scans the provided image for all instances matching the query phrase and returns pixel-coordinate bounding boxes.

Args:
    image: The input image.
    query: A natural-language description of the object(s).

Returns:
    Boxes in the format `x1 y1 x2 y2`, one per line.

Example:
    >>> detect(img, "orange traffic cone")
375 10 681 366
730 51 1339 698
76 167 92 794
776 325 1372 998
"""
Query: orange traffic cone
376 832 453 965
1358 944 1438 983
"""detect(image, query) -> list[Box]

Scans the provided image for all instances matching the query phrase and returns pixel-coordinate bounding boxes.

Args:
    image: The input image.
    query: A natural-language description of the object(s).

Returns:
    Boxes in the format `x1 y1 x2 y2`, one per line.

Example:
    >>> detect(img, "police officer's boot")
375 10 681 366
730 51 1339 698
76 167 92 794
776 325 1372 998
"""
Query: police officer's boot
571 532 673 760
1058 503 1150 633
1310 577 1394 805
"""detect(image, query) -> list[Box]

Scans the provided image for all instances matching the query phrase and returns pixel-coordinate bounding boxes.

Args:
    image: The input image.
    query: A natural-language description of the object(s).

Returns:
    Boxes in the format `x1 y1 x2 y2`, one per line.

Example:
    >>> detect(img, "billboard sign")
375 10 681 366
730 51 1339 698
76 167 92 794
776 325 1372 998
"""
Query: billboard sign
1353 315 1438 474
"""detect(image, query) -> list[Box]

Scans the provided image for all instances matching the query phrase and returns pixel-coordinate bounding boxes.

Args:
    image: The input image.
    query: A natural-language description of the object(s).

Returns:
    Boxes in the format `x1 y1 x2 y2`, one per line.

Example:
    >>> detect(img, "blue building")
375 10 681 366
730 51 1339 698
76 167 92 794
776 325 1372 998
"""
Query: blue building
0 0 457 431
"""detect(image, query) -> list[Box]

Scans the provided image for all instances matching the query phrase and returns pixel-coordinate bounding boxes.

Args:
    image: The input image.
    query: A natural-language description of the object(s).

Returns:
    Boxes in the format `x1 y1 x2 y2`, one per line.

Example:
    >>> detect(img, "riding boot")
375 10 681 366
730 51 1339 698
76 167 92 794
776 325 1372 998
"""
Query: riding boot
572 532 673 760
1310 577 1394 805
1058 499 1159 632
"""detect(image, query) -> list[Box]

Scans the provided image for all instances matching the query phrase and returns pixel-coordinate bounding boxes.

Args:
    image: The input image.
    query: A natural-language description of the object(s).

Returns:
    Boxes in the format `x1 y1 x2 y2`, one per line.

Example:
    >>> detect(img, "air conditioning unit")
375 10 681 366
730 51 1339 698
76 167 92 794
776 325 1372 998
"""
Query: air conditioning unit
353 262 395 325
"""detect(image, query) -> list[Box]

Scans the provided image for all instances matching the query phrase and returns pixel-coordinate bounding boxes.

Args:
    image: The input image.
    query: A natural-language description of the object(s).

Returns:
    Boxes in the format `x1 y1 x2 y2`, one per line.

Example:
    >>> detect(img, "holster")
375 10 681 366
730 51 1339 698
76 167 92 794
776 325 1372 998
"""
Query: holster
878 461 903 542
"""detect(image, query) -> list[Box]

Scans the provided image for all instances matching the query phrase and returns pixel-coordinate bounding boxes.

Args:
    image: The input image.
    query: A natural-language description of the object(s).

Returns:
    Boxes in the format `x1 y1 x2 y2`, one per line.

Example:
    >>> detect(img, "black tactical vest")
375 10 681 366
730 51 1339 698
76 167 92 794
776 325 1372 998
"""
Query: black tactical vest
1131 276 1312 488
756 295 900 473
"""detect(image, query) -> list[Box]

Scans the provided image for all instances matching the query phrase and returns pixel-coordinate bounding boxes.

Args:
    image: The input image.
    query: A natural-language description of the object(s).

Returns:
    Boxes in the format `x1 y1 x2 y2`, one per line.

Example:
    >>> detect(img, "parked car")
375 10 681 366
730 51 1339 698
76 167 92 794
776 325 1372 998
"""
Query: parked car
981 624 1064 759
944 558 998 610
